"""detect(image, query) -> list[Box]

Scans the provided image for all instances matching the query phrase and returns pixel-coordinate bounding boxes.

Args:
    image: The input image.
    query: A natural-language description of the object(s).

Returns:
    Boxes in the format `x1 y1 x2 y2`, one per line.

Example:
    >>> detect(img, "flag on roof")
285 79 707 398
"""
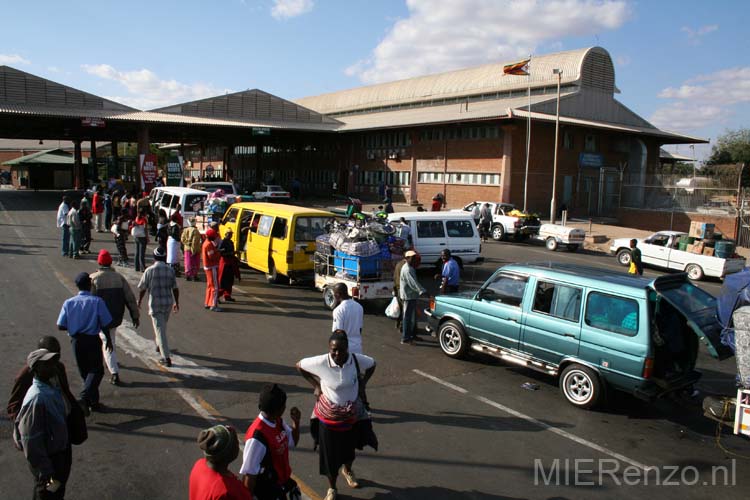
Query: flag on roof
503 59 530 76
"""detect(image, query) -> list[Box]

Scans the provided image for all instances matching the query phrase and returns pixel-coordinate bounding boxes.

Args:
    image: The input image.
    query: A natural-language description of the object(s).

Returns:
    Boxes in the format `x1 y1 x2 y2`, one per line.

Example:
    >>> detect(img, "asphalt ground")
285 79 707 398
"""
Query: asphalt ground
1 190 749 500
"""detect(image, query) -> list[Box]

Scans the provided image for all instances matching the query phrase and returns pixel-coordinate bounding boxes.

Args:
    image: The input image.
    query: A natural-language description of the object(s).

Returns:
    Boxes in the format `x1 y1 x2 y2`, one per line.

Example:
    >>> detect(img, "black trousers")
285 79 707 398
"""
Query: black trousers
29 445 72 500
71 334 104 405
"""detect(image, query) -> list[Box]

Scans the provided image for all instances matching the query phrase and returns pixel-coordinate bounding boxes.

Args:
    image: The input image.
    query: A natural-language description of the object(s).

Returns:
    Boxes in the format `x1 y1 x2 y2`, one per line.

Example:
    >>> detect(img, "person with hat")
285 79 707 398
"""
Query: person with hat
399 250 426 345
202 229 222 312
137 247 179 367
91 249 140 386
57 272 113 412
218 228 240 303
189 424 249 500
239 384 301 499
181 216 202 281
13 348 72 500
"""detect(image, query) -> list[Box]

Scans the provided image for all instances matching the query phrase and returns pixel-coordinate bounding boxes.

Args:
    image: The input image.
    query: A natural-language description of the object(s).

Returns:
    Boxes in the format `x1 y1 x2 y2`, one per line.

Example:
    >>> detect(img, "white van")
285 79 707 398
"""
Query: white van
387 212 482 267
150 186 209 221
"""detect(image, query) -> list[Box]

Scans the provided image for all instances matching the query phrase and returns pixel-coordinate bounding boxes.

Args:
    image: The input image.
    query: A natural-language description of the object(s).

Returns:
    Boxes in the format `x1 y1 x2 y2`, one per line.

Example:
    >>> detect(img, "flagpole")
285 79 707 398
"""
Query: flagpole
523 54 532 213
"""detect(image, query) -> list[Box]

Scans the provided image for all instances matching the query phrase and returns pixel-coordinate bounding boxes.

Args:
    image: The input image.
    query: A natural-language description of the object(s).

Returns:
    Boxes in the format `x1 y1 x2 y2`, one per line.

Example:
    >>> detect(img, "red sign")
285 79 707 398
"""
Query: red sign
81 117 106 128
140 153 158 190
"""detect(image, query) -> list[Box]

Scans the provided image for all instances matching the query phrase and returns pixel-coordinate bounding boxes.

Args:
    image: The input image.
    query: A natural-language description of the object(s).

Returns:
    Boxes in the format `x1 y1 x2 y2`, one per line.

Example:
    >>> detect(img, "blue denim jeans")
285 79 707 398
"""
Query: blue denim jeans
61 225 70 256
69 229 81 257
402 299 418 342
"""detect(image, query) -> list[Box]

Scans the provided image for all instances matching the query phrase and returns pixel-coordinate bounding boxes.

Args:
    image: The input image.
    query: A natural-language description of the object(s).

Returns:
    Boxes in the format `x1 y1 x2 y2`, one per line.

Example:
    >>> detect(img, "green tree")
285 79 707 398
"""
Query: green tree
706 128 750 165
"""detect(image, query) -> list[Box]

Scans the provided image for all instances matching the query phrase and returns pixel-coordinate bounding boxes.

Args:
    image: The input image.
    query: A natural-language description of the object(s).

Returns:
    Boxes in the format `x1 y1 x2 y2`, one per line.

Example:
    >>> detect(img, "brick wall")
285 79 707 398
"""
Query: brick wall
617 208 738 238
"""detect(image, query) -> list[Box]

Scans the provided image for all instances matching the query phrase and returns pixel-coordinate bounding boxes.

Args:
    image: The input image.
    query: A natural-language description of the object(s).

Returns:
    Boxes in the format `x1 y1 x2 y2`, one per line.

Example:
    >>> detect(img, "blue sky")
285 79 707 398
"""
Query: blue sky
1 0 748 160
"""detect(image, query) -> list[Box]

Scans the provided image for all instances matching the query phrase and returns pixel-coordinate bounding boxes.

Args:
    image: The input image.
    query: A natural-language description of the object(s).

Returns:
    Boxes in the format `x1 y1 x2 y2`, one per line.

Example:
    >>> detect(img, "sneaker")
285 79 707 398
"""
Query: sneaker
324 488 337 500
110 374 121 386
210 306 223 312
340 466 359 488
400 339 414 345
159 357 172 367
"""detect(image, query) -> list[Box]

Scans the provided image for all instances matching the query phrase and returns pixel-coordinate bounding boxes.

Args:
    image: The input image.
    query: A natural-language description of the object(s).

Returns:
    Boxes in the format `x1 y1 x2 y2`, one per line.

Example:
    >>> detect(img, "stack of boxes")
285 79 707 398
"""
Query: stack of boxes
686 222 716 256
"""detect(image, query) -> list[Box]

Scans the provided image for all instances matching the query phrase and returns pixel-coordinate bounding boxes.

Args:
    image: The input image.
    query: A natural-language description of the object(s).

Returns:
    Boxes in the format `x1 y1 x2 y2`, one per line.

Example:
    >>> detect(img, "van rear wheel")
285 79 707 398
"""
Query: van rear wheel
560 364 602 409
322 287 337 310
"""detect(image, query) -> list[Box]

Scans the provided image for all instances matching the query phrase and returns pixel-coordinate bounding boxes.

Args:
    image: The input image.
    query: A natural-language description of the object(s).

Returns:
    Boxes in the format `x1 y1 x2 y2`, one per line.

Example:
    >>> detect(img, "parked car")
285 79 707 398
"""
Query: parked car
189 181 239 195
425 262 732 409
253 184 290 201
610 231 745 281
452 201 540 241
387 211 482 268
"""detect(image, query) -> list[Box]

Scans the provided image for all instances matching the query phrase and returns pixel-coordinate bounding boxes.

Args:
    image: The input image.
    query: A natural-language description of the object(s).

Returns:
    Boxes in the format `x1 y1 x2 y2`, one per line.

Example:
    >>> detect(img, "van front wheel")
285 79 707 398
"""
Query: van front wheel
560 364 602 409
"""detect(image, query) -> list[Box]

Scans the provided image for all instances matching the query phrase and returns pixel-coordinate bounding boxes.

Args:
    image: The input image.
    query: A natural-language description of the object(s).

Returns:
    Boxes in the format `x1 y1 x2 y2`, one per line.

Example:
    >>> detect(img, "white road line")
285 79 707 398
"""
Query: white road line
413 369 655 472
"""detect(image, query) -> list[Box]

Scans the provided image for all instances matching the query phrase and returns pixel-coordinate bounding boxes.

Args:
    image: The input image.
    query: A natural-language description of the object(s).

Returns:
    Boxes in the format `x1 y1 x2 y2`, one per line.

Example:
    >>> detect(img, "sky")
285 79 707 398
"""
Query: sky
1 0 748 161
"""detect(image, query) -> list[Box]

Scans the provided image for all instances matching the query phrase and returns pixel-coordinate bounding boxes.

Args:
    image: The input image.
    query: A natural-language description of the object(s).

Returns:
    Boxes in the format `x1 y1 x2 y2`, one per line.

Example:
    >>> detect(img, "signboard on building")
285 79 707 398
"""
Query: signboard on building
579 153 604 168
166 153 184 187
205 164 215 177
139 153 158 191
81 117 106 128
252 127 271 136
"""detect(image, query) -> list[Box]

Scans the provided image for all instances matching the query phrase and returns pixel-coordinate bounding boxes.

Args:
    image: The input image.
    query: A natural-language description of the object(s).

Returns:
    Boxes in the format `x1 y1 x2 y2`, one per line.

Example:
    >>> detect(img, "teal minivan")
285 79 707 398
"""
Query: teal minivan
425 262 732 409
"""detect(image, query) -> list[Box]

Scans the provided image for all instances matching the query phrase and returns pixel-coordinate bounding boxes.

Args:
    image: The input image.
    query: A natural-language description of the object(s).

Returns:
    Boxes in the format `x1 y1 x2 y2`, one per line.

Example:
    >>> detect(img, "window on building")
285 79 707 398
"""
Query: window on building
584 134 598 153
563 131 574 150
585 292 639 336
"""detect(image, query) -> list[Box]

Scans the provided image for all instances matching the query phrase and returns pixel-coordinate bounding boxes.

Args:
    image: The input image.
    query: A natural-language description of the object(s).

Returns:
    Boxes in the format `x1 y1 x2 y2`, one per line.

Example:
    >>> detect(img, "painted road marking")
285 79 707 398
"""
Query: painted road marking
0 202 320 500
234 285 291 314
413 369 655 472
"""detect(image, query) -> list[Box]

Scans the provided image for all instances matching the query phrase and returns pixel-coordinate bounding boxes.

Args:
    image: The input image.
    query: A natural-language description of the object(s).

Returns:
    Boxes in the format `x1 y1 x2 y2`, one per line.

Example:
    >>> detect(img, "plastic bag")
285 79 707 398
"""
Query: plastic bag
628 261 637 274
385 296 401 319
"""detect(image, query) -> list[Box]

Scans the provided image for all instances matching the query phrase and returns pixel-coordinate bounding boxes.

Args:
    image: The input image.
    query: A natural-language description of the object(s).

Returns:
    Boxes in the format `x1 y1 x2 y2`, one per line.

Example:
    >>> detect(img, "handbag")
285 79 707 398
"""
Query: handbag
67 398 88 445
110 223 119 235
385 296 401 319
131 223 146 238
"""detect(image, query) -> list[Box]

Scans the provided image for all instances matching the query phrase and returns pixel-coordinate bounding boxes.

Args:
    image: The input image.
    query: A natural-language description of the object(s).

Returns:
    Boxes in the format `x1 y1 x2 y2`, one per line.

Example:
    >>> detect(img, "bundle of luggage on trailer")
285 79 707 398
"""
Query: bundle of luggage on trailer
680 222 737 258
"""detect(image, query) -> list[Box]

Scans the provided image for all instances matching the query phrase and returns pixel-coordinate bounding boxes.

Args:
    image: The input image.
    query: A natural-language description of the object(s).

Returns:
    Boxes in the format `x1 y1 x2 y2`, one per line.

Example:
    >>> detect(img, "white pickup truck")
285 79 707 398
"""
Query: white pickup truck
453 201 541 241
610 231 746 280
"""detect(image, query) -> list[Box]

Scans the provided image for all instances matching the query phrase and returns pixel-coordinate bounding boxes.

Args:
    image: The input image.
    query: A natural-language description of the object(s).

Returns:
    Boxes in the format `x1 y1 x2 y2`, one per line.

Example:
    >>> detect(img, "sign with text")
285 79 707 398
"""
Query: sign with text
139 153 158 191
252 127 271 136
81 117 106 128
579 153 604 168
166 154 184 186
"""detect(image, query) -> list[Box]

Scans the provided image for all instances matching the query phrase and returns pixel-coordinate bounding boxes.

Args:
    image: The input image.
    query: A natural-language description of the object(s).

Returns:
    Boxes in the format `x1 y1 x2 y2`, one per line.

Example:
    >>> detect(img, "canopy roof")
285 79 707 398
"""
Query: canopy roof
2 148 74 166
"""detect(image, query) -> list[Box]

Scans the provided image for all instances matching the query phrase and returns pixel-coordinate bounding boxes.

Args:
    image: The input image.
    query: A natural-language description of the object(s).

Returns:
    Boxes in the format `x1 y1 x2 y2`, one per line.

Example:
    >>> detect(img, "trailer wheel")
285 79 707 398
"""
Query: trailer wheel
323 287 337 310
546 237 559 251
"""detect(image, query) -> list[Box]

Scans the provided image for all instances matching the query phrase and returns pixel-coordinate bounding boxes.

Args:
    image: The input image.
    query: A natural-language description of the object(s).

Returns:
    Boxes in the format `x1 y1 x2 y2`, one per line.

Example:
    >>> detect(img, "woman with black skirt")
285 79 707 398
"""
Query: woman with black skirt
296 331 376 500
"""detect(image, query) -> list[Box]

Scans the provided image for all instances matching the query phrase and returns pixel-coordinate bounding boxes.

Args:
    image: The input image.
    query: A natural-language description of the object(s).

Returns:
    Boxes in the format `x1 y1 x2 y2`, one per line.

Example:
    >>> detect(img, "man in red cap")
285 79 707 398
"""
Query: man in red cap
202 229 222 312
90 250 140 386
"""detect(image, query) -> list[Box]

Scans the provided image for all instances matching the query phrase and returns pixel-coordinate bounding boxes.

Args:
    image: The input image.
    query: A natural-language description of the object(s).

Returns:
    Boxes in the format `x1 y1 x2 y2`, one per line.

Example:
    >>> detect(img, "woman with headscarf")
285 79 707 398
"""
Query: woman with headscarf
296 332 377 500
166 217 182 277
181 217 202 281
218 229 240 302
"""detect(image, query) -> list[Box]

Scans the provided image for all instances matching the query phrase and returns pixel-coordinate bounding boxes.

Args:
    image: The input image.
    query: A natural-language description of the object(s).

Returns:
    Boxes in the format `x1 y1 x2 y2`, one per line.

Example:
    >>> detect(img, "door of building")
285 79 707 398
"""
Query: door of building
599 168 620 216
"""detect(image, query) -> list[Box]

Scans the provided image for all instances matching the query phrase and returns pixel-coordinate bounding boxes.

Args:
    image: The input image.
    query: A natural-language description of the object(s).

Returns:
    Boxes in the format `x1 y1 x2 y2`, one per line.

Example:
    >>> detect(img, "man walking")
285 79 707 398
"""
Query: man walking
14 349 72 500
66 200 82 259
138 247 180 367
56 195 71 257
399 250 426 345
434 249 460 293
202 229 222 312
92 187 105 232
629 238 644 276
331 283 364 354
57 272 113 412
479 202 492 242
91 249 140 386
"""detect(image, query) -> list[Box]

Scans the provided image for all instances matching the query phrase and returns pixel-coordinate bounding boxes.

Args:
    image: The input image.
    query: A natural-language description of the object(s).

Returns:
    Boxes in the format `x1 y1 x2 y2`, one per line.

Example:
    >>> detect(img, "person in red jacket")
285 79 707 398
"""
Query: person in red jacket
92 188 105 232
189 425 249 500
240 384 301 500
202 229 222 312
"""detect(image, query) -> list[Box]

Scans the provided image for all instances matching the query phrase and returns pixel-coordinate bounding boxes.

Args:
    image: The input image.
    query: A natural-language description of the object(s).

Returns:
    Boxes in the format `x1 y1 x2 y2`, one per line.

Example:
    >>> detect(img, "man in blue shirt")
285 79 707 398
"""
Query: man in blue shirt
435 249 460 294
57 272 112 412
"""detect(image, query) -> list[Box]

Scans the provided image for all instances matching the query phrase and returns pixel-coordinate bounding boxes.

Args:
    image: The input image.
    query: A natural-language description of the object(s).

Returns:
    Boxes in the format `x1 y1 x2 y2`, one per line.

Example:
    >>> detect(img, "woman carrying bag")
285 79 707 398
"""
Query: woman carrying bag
296 331 376 500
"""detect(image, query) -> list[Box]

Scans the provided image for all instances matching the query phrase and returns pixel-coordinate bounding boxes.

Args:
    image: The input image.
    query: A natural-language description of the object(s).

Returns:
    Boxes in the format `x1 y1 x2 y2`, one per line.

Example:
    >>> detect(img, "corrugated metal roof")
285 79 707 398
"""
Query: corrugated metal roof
0 139 95 151
2 148 74 165
659 148 695 161
333 93 567 131
295 47 612 115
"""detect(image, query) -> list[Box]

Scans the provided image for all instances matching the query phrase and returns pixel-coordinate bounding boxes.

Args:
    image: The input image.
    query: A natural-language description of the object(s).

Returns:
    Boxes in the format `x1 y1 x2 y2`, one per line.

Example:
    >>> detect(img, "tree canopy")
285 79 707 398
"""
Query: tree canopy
706 128 750 165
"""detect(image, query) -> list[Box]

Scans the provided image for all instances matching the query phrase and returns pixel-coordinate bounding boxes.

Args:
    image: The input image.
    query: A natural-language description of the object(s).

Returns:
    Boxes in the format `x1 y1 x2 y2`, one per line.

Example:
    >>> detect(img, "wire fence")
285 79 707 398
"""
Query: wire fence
621 173 739 215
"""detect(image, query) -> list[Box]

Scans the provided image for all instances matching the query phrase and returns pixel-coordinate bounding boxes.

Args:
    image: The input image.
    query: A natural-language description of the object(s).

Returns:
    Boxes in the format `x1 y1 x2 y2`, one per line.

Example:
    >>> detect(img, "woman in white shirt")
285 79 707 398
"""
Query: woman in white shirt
296 331 376 500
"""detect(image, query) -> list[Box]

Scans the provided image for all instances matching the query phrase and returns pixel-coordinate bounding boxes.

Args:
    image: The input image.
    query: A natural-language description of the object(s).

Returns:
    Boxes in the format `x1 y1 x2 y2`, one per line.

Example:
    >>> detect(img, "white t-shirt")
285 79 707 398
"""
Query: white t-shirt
298 353 375 405
332 299 364 354
239 413 295 476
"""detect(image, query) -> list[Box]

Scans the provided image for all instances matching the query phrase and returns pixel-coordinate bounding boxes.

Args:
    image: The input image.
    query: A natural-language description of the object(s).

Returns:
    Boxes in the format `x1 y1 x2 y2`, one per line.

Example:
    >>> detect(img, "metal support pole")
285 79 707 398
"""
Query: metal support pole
550 69 562 224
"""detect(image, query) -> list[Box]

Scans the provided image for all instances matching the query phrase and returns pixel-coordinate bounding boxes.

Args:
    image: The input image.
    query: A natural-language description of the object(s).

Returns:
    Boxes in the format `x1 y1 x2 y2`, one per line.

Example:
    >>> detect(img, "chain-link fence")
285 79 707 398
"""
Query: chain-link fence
621 173 738 215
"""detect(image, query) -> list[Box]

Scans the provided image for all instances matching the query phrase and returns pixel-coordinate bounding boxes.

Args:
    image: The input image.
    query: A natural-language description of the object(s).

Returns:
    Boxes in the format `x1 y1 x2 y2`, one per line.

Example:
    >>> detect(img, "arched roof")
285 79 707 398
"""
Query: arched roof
295 47 616 115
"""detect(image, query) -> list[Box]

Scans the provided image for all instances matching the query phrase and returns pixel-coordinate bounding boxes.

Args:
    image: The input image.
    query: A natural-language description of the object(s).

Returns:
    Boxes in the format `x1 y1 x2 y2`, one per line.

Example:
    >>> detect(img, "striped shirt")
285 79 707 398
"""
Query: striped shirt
138 261 178 314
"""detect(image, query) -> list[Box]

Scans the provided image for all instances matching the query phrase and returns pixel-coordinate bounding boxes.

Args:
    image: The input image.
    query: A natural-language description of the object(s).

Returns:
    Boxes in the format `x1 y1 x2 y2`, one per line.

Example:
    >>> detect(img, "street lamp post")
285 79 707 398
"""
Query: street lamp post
550 68 562 224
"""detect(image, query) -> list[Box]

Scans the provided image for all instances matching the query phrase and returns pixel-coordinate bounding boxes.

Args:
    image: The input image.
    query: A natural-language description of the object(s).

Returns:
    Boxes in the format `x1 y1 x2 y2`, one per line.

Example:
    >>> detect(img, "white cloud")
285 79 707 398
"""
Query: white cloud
82 64 229 110
649 102 724 132
0 54 31 65
271 0 314 20
615 55 631 67
681 24 718 44
346 0 631 84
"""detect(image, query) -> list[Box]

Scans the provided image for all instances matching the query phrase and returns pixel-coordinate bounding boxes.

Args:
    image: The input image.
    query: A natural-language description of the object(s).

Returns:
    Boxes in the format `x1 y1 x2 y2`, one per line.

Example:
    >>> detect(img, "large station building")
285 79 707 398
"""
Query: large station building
0 46 706 225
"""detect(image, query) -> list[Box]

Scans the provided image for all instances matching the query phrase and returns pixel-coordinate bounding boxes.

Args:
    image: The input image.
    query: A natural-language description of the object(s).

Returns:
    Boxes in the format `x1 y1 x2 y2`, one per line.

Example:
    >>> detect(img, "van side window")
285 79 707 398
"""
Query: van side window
585 292 639 335
446 220 474 237
272 217 288 239
258 215 274 236
481 274 527 307
533 282 582 322
223 208 239 224
416 220 445 238
250 213 261 233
